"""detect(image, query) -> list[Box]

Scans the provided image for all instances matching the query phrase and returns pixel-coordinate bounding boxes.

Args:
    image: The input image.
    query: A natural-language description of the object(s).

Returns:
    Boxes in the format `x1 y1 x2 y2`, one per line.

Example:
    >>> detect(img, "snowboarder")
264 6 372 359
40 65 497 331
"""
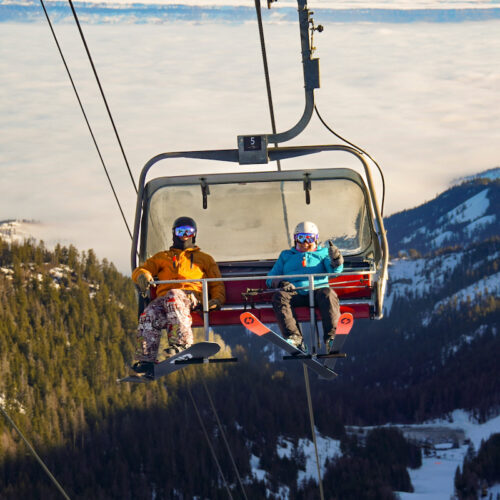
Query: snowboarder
131 216 225 377
266 221 344 353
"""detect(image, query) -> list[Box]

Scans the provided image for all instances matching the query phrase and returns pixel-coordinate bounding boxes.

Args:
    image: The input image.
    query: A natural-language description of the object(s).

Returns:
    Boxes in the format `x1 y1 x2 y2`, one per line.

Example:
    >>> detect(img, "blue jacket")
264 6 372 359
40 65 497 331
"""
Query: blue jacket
266 245 343 295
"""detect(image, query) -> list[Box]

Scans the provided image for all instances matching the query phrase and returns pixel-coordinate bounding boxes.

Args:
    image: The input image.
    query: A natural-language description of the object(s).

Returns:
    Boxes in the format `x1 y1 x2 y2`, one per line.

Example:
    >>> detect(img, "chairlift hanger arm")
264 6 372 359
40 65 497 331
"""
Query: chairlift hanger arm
267 0 320 144
238 0 321 163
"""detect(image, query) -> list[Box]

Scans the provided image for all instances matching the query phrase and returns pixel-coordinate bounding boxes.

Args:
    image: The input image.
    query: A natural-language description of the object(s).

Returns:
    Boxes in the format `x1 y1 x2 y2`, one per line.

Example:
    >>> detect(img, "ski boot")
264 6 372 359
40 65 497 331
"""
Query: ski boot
164 343 190 358
326 335 336 355
286 334 308 354
131 361 154 380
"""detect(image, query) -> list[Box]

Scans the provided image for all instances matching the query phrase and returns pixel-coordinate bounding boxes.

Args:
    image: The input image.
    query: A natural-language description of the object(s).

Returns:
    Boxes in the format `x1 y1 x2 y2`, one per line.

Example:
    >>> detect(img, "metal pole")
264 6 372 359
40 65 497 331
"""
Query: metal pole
202 279 210 340
308 275 317 353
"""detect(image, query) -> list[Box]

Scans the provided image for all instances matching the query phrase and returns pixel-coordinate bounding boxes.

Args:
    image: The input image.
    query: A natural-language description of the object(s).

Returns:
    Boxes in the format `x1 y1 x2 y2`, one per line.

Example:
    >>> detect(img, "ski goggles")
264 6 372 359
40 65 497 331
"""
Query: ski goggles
174 225 196 237
295 233 318 244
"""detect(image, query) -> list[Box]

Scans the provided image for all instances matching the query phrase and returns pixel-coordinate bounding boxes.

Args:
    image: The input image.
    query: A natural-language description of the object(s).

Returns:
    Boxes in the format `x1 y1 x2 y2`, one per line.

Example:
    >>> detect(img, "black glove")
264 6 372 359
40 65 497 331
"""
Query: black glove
208 298 222 310
328 241 344 268
279 281 296 292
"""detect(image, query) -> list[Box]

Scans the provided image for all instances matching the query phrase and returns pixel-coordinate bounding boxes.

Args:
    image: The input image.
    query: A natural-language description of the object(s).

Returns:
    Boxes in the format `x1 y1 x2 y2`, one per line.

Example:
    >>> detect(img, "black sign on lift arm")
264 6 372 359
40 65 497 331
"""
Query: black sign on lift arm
237 134 269 164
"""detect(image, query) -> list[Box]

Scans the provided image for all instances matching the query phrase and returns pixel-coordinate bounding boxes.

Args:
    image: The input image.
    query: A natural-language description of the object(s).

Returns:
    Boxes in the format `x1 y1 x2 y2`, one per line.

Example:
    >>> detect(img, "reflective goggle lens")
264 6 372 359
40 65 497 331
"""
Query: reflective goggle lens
295 233 317 243
174 225 196 237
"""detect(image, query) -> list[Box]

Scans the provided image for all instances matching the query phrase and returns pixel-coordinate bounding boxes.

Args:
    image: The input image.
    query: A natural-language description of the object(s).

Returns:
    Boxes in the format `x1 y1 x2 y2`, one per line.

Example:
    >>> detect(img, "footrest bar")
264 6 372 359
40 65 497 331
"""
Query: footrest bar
174 357 238 365
317 353 347 359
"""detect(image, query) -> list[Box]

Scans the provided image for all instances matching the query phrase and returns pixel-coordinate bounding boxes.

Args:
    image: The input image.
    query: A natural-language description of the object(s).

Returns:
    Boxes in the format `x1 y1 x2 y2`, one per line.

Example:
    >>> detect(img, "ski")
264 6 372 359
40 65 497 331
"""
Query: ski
240 312 337 380
323 312 354 371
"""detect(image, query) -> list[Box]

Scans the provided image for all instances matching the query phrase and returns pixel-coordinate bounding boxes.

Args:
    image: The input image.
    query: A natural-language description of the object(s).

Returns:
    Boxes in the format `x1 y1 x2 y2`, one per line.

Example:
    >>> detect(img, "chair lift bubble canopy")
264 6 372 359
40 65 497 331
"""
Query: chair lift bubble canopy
142 169 377 263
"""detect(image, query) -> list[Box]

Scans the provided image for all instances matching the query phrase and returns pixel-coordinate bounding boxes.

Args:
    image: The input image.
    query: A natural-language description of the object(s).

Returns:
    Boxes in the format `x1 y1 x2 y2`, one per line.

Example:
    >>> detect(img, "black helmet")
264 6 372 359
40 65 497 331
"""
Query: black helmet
172 216 197 248
172 216 197 232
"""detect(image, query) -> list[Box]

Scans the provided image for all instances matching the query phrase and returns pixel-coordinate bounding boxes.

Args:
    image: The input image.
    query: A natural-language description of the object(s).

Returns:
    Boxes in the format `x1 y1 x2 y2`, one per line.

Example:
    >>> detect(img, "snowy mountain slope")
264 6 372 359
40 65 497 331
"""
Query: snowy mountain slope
0 219 42 244
0 219 74 250
453 166 500 185
398 411 500 500
384 236 499 318
385 175 500 256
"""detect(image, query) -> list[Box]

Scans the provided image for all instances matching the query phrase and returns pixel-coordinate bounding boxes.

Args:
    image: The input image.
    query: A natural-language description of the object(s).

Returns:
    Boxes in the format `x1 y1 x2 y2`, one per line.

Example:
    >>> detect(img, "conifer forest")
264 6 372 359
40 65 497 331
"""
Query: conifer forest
0 236 499 498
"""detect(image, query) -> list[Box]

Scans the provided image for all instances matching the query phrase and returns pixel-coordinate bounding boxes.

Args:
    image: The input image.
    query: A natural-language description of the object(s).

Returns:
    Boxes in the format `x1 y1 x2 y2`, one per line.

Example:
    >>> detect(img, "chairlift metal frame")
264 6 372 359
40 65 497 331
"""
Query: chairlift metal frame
130 0 389 343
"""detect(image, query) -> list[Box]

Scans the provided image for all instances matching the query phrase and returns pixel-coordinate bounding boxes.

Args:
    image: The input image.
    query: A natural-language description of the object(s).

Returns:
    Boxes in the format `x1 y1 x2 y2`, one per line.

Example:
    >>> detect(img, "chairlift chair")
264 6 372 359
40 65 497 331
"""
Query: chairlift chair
130 0 389 341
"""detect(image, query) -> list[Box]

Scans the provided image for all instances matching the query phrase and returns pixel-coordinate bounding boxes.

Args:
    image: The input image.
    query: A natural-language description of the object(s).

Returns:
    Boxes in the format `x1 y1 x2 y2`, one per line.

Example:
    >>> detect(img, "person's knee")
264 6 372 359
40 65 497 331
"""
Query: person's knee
165 289 185 300
316 287 334 299
316 287 339 306
272 291 291 309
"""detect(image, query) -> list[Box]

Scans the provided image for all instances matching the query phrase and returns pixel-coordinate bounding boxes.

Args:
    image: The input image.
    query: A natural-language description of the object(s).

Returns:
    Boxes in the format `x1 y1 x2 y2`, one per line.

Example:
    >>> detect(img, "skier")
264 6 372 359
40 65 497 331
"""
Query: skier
131 216 225 378
266 221 344 353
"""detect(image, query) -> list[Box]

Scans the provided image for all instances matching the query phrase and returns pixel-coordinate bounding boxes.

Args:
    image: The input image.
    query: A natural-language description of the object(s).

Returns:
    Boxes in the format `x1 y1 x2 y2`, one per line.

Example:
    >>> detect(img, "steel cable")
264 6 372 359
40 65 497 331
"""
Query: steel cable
0 403 72 499
40 0 133 240
202 378 248 500
67 0 138 194
41 5 237 497
182 371 234 499
253 0 291 246
303 365 325 500
314 105 386 216
253 1 326 495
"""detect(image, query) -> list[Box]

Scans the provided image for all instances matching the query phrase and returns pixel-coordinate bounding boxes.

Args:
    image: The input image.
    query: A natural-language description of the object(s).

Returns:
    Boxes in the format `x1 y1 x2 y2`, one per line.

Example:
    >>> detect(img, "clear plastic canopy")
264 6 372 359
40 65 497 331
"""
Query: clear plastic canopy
143 175 374 262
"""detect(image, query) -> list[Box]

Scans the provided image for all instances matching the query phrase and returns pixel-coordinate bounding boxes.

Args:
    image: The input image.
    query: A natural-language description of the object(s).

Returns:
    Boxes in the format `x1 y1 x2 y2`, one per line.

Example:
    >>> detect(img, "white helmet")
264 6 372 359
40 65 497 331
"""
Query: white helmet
294 221 319 238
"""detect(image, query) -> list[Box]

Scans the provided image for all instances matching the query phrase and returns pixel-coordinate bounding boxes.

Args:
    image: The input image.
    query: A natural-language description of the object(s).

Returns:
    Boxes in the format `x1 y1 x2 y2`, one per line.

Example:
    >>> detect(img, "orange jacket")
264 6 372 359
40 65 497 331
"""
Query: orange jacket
132 246 225 305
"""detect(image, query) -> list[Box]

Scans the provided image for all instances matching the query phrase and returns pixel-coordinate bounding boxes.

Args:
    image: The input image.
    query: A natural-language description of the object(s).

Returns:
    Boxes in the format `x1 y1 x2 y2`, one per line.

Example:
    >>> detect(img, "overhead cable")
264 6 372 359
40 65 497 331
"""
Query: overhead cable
303 365 325 500
254 0 281 170
202 378 248 500
0 403 72 500
67 0 138 194
253 0 292 246
40 0 133 240
314 105 386 216
182 372 234 499
253 2 326 494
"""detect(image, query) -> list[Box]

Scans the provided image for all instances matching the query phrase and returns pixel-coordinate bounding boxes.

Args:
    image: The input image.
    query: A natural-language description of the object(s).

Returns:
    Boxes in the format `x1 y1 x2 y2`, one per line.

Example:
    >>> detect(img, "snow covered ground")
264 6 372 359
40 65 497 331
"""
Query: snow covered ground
456 167 500 184
249 409 500 499
397 410 500 499
277 434 342 487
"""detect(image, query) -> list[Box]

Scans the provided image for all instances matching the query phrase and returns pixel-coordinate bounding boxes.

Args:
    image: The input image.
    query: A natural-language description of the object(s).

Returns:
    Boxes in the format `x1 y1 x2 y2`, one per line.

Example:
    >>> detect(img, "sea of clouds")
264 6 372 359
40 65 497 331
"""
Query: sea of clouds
1 11 499 272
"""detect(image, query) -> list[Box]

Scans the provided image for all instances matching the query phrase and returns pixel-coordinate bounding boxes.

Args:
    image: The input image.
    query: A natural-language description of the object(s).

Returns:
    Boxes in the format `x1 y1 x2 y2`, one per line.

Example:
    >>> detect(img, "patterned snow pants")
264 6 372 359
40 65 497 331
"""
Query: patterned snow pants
134 289 198 362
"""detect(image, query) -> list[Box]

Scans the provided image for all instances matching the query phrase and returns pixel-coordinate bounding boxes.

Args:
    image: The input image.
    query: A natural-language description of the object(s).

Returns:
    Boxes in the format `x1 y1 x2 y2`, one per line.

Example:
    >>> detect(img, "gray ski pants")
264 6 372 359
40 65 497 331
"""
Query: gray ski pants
271 287 340 341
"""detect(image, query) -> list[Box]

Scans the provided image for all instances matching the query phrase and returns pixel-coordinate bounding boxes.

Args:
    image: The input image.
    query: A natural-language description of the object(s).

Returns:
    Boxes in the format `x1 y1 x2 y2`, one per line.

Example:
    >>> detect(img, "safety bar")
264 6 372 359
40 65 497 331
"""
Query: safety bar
150 271 357 340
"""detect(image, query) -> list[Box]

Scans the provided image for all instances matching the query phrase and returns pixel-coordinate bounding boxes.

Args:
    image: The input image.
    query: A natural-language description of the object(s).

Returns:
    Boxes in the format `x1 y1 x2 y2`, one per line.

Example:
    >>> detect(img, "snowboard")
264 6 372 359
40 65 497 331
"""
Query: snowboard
117 341 221 384
323 312 354 371
240 312 337 380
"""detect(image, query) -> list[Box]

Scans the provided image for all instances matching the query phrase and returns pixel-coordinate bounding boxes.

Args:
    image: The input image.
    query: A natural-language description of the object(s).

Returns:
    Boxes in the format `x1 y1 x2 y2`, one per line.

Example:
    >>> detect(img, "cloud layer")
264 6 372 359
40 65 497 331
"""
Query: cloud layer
1 19 499 272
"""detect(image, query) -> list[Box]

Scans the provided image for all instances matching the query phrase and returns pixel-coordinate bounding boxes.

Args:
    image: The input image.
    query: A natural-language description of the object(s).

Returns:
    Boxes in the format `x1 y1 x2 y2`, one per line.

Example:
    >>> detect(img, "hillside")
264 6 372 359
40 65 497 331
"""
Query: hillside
0 237 422 499
385 169 500 257
0 170 499 498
